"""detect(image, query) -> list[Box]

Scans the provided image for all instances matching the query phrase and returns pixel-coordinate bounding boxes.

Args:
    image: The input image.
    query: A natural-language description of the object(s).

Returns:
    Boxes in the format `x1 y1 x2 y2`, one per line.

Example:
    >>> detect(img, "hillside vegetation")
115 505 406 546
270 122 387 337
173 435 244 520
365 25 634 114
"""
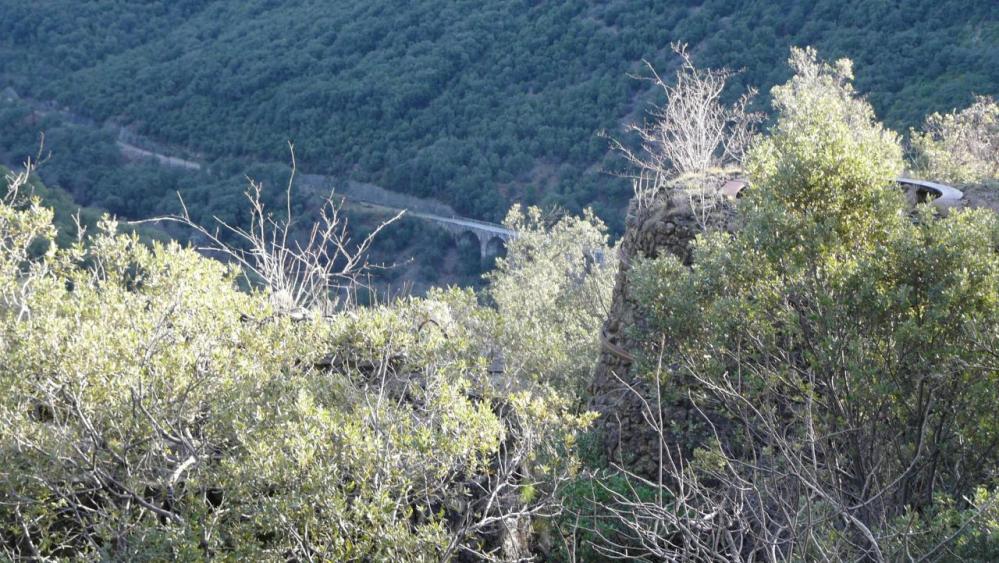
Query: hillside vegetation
2 0 996 222
0 103 490 291
0 160 616 560
1 43 998 560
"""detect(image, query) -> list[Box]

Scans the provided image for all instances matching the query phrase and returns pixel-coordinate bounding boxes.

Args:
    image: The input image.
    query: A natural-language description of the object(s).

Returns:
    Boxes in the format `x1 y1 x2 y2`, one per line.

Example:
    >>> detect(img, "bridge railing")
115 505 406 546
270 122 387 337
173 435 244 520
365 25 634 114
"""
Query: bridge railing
723 177 963 208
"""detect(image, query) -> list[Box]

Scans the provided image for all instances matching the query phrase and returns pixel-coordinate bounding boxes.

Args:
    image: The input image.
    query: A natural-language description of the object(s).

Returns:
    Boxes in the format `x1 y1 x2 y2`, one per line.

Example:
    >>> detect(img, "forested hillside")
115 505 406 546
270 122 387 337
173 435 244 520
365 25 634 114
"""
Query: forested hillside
2 0 996 222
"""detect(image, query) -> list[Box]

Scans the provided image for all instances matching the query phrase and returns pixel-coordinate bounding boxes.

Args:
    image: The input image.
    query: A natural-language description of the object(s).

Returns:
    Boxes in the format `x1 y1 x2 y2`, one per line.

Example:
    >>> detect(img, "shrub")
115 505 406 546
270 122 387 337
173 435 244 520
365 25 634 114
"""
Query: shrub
910 96 999 185
0 183 593 560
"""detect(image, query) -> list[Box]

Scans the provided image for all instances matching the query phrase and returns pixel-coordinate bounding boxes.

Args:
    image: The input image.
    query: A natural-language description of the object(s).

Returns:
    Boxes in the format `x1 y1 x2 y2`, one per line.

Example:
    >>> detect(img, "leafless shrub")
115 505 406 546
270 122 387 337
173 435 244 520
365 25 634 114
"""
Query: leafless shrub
2 162 30 205
138 145 401 314
576 348 768 562
585 337 999 562
612 43 761 218
2 137 48 206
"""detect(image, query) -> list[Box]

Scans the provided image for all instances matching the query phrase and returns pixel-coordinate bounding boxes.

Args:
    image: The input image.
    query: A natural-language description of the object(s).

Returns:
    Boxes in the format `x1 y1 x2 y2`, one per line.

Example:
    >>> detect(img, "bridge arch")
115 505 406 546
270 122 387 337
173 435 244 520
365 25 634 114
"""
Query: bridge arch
482 235 508 261
454 231 483 274
455 230 480 249
481 235 508 269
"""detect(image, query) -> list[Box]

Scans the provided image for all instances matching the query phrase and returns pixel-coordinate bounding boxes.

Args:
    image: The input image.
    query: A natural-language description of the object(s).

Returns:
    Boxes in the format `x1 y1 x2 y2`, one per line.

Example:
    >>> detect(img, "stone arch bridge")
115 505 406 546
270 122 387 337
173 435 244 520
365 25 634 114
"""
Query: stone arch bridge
406 211 517 259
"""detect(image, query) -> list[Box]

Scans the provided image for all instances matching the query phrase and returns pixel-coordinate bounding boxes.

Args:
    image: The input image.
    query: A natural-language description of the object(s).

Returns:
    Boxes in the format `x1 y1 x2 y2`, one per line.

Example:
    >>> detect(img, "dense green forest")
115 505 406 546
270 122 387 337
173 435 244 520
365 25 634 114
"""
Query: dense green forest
2 0 996 224
0 98 489 291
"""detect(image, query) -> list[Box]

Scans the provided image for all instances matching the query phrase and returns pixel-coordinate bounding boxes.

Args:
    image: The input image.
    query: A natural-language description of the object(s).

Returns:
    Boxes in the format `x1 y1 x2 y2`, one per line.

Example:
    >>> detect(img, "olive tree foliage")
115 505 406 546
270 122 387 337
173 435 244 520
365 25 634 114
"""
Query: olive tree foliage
910 95 999 186
613 42 761 217
484 205 617 399
1 161 57 322
0 168 593 560
595 47 999 561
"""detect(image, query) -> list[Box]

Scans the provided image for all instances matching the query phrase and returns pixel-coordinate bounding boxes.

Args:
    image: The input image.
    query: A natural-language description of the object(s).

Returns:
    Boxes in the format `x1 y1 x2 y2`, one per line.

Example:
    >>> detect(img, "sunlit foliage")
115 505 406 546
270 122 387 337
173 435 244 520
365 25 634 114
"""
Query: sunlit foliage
0 193 592 560
615 48 999 560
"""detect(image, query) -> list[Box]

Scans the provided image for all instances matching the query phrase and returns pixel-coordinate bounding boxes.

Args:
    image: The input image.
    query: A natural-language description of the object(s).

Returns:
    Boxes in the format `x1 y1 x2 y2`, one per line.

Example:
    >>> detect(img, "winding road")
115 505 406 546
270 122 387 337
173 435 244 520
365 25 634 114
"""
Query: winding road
6 88 967 240
4 88 516 238
406 212 516 237
896 177 964 207
725 177 964 208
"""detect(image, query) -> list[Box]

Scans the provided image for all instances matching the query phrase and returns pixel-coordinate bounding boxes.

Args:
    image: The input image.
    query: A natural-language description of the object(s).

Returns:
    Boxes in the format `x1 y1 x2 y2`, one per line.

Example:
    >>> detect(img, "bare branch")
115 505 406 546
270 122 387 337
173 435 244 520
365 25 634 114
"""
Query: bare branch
614 43 761 215
132 147 401 314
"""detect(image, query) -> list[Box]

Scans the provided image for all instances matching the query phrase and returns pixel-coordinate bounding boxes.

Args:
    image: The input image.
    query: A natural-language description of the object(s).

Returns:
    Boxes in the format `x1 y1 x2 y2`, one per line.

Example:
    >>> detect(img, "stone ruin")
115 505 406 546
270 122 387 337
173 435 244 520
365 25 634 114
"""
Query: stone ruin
587 184 739 476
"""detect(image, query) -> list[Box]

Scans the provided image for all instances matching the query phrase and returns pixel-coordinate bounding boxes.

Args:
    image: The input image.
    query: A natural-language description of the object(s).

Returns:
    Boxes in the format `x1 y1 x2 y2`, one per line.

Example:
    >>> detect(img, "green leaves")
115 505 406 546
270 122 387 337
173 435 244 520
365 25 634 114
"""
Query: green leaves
911 96 999 186
630 48 999 559
485 205 617 397
0 197 593 560
745 47 906 261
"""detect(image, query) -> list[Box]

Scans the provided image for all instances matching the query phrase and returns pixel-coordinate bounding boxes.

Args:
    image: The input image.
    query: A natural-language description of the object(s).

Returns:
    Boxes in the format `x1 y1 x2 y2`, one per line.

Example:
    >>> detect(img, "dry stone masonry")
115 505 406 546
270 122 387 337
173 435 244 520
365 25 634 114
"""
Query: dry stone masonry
588 186 738 475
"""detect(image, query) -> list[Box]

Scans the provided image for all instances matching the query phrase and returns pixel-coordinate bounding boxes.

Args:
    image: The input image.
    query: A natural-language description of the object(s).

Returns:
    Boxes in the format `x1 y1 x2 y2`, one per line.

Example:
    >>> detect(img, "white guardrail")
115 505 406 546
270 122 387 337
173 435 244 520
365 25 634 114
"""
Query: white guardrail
723 177 963 209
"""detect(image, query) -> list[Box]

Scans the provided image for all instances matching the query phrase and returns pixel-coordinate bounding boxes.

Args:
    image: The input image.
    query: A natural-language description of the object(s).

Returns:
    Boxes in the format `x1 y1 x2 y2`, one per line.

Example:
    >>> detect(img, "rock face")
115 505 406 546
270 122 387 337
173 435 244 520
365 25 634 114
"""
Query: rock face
588 192 737 475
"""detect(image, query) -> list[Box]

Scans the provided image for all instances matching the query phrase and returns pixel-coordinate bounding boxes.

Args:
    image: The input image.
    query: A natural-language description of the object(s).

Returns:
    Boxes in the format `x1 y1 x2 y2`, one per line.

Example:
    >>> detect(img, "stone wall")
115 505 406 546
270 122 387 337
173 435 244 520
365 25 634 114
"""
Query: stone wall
588 191 737 475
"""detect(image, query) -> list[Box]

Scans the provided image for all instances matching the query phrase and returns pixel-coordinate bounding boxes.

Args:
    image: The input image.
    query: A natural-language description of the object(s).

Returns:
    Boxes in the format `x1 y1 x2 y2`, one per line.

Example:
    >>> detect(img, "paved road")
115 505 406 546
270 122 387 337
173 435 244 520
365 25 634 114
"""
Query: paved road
7 89 968 236
113 135 514 235
114 128 964 237
117 141 202 171
725 177 964 208
349 199 514 238
4 89 511 233
346 175 969 241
